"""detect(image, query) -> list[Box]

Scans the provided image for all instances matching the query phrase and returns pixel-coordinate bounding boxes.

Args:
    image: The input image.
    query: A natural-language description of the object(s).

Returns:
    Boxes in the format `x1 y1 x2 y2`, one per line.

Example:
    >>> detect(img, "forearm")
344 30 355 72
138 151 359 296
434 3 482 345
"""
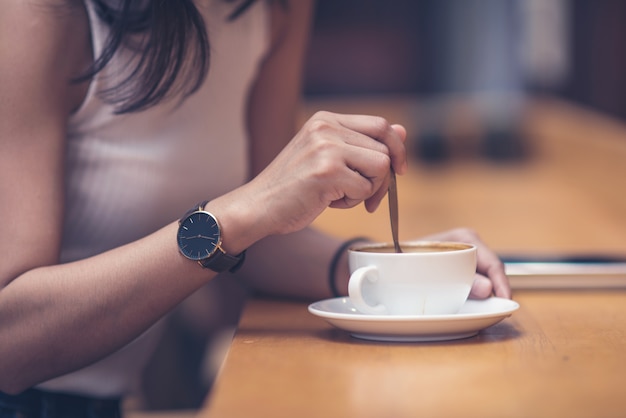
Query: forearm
237 227 360 301
0 222 212 394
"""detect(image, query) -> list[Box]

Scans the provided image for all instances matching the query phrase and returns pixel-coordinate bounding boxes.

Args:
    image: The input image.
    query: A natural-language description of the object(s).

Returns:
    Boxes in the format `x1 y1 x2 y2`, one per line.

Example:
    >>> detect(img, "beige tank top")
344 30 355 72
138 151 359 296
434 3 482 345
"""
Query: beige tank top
39 0 270 397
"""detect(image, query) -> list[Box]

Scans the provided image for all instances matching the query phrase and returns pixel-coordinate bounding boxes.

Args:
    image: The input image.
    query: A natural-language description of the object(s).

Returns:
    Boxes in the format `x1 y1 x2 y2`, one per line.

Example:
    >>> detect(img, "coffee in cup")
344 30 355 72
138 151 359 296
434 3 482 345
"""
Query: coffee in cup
348 241 476 315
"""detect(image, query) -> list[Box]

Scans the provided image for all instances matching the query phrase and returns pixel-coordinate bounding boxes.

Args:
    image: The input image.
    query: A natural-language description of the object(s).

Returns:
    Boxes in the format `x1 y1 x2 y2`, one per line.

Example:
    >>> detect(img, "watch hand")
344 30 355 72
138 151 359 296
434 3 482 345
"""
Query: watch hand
198 235 216 240
181 234 215 240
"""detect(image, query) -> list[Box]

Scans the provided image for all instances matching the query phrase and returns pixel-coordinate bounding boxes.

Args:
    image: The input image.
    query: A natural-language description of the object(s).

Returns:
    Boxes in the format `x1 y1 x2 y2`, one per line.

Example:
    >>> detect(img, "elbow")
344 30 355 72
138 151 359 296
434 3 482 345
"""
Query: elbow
0 362 36 395
0 378 30 396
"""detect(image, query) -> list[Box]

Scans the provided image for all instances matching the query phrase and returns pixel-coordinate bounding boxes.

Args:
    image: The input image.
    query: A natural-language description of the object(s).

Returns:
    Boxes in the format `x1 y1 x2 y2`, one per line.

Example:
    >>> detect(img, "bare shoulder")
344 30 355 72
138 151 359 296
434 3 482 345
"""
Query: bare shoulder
267 0 315 51
246 0 315 175
0 0 92 284
1 0 92 117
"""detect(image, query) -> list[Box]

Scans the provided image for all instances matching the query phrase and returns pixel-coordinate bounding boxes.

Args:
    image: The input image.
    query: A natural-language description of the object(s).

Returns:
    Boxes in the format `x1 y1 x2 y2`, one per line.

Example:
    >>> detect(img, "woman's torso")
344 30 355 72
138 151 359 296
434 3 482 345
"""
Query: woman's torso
38 0 270 397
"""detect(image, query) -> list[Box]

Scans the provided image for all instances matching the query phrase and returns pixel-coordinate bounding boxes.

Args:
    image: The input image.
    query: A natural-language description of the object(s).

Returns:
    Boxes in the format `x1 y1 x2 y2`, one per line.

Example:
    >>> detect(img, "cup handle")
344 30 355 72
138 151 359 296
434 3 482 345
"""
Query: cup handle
348 265 387 314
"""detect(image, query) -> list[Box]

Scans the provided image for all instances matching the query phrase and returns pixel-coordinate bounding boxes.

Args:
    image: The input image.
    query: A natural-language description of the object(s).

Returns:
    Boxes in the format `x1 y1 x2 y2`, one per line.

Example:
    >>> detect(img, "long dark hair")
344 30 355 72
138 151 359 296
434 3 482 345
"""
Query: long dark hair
78 0 258 114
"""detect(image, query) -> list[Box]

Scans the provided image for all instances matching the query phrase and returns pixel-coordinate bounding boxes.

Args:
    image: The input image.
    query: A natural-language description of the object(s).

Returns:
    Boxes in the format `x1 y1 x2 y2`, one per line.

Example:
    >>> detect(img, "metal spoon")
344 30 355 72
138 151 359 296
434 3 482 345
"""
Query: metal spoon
388 168 402 253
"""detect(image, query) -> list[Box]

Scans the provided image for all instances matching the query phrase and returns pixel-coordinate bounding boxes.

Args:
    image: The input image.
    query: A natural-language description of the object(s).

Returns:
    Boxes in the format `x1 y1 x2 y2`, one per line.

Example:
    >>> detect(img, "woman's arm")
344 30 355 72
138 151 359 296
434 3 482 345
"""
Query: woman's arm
238 0 510 301
0 1 222 393
0 0 405 393
237 0 341 300
246 0 315 176
0 0 500 395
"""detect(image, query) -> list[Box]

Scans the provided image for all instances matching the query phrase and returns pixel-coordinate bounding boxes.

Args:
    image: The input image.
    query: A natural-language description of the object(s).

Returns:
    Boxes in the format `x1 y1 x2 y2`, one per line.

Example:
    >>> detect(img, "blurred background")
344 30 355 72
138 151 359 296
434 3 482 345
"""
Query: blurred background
305 0 626 123
303 0 626 161
300 0 626 253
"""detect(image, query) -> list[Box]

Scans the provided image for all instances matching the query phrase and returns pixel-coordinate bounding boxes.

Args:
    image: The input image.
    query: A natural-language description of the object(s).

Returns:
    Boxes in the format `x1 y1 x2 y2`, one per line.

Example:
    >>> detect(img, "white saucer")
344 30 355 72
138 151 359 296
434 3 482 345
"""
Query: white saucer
308 297 519 342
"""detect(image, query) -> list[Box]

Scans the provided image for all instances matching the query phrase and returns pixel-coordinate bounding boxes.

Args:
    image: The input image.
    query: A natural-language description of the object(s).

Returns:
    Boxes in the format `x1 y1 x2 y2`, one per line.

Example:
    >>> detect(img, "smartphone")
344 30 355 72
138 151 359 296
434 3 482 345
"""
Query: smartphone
501 255 626 289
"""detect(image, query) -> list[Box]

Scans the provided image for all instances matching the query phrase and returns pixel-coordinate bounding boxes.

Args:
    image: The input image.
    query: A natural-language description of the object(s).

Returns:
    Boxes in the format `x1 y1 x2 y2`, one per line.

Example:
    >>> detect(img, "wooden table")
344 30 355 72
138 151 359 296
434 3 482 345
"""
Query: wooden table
201 291 626 418
199 97 626 417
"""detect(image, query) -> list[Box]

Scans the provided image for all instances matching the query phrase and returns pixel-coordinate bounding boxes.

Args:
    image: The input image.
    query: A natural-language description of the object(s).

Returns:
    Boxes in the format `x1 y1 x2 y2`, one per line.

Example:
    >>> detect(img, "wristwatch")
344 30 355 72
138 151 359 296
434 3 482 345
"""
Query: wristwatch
177 201 246 273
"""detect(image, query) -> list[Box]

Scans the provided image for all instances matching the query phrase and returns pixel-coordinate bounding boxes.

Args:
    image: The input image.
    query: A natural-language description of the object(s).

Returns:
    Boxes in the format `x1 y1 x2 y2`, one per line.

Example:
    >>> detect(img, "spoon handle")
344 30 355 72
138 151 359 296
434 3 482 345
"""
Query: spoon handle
388 168 402 253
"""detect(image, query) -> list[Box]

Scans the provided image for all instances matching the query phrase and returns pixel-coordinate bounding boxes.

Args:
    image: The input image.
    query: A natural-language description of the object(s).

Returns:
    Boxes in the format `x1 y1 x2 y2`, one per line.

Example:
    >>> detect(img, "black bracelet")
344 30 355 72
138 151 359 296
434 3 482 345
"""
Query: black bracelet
328 237 369 298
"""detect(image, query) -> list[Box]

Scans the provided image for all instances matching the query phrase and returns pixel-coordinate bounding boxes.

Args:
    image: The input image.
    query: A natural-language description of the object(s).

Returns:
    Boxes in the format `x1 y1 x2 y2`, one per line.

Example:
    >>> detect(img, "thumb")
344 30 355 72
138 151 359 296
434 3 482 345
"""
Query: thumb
390 124 408 174
391 124 407 142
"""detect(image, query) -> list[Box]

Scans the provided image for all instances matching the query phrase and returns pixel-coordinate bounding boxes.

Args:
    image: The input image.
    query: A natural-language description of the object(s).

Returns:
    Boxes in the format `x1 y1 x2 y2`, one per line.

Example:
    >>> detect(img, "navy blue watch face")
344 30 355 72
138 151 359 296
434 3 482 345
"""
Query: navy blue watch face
177 211 220 260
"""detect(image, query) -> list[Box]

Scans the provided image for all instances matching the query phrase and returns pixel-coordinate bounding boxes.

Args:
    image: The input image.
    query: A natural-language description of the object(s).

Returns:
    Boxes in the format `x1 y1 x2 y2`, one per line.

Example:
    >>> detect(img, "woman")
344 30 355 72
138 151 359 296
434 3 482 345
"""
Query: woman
0 0 510 416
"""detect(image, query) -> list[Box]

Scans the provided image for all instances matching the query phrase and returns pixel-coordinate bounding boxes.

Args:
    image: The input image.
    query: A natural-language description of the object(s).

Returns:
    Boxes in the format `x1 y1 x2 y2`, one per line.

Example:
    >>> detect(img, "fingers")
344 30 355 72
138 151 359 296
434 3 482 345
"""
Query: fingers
469 275 493 299
476 245 510 299
361 124 407 212
328 166 379 209
301 112 407 212
252 112 406 237
330 112 408 175
481 257 510 299
340 117 407 212
391 124 407 144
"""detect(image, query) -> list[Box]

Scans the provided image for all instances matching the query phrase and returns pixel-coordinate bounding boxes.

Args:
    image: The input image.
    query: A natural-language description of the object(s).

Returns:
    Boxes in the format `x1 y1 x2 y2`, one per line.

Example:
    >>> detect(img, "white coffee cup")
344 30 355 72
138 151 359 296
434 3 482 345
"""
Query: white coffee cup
348 241 477 315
